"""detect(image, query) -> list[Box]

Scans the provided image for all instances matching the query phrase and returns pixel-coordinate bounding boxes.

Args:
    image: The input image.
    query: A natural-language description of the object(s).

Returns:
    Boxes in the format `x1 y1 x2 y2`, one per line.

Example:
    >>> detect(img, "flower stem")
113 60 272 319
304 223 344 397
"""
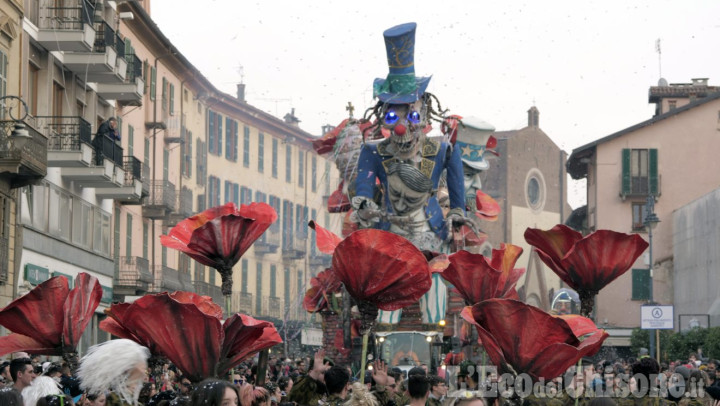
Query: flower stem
219 267 233 297
579 290 596 319
359 333 369 385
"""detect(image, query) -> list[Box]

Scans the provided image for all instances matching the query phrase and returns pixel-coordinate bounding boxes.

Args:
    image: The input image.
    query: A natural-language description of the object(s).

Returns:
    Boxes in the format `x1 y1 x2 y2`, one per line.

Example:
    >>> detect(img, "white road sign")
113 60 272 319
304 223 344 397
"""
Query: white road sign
301 328 323 346
641 305 674 329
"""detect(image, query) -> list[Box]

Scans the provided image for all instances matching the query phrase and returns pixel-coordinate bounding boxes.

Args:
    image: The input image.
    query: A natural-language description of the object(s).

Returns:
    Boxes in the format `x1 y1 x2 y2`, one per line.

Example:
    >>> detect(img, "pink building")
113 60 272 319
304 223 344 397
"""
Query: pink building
567 79 720 339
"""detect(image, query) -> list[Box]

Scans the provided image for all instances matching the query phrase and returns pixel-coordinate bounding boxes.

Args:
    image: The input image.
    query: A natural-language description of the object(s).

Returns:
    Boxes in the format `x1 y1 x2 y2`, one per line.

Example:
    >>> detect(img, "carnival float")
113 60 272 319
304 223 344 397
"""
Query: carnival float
0 21 652 406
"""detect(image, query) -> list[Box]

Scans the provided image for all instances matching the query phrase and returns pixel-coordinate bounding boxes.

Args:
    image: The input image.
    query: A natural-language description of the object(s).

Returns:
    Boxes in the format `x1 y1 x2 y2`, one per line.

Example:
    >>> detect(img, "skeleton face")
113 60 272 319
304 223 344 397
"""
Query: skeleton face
382 100 426 158
388 173 430 215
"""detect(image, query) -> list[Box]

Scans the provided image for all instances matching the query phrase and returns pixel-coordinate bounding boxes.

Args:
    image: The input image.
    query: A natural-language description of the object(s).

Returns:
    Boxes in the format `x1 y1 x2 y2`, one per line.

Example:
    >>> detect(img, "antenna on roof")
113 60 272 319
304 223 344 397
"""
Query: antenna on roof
236 64 244 84
655 38 662 80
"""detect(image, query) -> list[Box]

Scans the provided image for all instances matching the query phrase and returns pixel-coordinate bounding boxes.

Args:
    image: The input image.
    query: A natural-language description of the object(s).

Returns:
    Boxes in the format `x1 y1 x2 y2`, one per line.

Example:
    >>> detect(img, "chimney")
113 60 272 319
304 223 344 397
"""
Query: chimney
283 108 301 127
236 83 246 102
528 106 540 128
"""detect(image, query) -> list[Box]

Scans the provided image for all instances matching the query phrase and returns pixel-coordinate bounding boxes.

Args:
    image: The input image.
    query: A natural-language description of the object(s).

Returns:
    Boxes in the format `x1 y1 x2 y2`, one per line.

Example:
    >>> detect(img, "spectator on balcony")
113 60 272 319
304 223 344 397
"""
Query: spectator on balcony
94 117 120 165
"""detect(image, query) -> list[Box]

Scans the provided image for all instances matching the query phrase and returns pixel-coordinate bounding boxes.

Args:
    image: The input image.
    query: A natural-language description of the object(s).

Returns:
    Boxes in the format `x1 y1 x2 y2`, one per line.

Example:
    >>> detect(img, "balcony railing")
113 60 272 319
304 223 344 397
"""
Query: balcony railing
117 256 152 293
263 296 283 319
0 118 48 187
123 156 149 193
147 180 177 210
282 232 306 259
115 33 125 59
93 21 115 53
126 53 142 82
255 228 281 254
309 253 333 268
194 281 224 305
233 292 253 314
92 134 123 166
38 116 92 152
152 264 183 292
39 0 94 30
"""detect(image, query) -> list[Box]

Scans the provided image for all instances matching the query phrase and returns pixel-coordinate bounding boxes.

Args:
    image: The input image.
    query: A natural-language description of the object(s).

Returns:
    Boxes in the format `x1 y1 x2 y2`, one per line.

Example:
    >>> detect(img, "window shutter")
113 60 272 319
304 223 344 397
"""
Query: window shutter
649 148 658 196
208 111 215 154
241 259 248 293
270 265 277 297
169 83 175 115
631 268 650 300
621 148 631 196
225 118 231 160
217 114 223 156
256 263 263 312
284 268 290 311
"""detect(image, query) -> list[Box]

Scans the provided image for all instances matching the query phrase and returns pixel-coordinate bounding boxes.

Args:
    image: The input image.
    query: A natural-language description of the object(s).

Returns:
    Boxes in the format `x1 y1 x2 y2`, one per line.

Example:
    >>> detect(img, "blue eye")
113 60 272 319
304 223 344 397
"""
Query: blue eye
407 110 421 124
384 110 399 125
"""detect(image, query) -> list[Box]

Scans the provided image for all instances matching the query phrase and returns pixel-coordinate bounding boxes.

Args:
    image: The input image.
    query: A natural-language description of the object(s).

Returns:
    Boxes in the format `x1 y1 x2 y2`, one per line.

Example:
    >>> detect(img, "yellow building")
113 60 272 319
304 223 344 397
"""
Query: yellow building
0 0 48 310
115 2 338 325
0 0 339 355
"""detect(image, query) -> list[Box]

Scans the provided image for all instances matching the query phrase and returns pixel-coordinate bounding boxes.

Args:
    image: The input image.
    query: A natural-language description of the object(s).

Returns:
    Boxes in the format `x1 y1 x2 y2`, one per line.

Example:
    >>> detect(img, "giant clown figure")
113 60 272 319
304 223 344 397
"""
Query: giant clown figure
351 22 471 324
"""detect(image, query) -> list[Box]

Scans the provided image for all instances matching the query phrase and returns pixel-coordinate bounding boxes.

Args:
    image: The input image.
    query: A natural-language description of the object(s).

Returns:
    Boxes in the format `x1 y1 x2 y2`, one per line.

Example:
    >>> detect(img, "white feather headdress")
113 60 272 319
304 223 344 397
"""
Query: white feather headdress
21 376 62 406
77 339 150 405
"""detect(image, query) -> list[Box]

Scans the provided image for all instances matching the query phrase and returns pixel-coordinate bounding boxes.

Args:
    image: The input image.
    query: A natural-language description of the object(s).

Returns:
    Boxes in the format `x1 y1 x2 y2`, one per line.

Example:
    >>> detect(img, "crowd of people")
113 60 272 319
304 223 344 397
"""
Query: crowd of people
0 343 719 406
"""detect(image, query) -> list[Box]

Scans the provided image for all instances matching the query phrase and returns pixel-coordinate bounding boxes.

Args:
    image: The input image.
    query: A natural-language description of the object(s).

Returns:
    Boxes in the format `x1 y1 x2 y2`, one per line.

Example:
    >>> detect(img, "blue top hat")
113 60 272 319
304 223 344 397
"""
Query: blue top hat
373 22 431 104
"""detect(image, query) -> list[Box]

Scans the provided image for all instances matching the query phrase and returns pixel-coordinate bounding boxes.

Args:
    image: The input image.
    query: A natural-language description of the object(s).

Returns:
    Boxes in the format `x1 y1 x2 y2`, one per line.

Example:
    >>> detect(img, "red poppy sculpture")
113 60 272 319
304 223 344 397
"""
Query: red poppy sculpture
330 228 434 379
99 291 281 382
524 224 648 317
0 273 102 368
332 229 433 332
161 202 278 309
442 244 525 305
461 298 608 381
303 269 342 313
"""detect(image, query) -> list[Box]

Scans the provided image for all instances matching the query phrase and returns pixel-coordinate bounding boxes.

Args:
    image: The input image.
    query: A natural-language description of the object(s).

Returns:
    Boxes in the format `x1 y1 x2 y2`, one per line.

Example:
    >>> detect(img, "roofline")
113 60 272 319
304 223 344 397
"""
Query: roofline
120 2 316 145
567 91 720 178
571 91 720 155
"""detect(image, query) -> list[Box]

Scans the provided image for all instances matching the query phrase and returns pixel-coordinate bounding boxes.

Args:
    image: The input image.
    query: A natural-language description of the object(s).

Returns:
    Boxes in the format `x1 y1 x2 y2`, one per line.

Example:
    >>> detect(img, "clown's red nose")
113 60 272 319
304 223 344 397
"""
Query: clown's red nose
394 124 407 136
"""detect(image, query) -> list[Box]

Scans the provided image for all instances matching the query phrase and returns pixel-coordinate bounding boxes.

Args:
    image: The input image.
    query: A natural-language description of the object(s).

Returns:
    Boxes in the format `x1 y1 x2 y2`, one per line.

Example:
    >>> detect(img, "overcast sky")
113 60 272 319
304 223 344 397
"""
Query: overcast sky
151 0 720 208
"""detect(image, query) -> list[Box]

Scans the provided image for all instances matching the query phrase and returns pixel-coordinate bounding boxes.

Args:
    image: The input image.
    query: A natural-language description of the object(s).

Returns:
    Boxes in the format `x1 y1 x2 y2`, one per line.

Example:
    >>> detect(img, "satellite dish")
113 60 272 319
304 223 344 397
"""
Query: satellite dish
658 78 668 87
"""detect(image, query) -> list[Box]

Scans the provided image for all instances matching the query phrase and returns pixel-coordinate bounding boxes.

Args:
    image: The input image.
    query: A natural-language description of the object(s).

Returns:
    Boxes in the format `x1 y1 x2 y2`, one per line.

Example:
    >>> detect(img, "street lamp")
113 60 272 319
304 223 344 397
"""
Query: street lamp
644 194 660 360
0 95 32 149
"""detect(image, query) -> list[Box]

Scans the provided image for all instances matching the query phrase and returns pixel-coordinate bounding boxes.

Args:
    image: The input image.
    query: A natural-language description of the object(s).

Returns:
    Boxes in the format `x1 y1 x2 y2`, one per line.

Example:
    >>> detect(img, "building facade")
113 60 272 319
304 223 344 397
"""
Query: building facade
481 107 570 311
567 78 720 331
0 0 338 354
672 187 720 330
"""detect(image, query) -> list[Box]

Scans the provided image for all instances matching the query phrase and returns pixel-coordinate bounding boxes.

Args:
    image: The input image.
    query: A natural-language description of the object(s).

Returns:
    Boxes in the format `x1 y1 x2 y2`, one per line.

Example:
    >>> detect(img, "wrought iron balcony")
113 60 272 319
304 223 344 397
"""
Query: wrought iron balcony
151 264 183 293
0 118 48 188
309 253 333 268
194 281 224 305
92 134 124 167
96 53 144 104
37 0 96 52
125 156 149 194
116 256 152 295
263 296 283 319
142 180 176 219
233 292 253 314
165 187 193 226
39 115 96 168
126 53 142 82
41 115 92 151
282 232 307 260
96 156 147 202
255 228 281 254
